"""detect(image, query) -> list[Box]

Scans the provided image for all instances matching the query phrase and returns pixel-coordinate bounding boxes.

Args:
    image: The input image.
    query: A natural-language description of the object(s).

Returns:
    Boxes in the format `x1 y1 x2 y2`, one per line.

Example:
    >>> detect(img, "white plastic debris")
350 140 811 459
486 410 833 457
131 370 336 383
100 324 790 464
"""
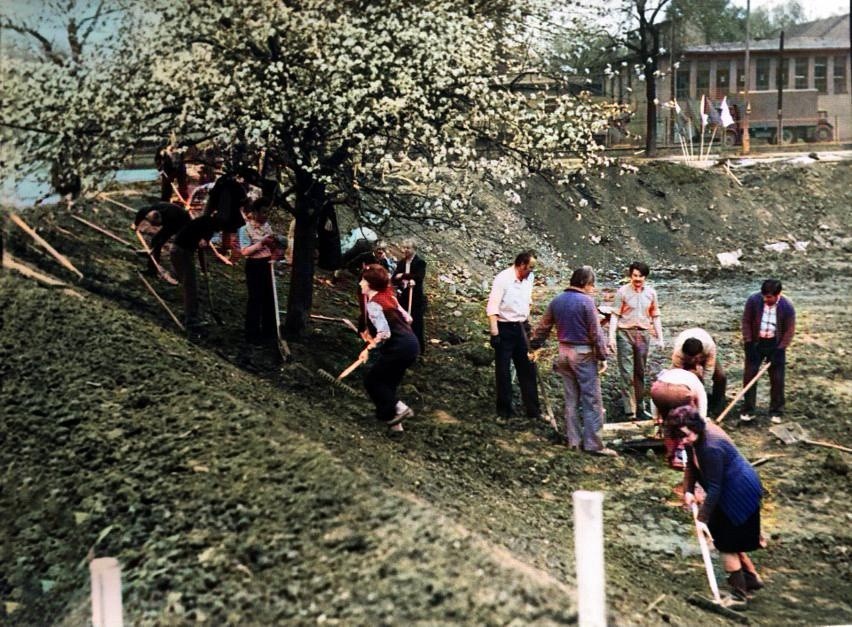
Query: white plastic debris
793 241 810 252
764 242 790 253
716 250 742 267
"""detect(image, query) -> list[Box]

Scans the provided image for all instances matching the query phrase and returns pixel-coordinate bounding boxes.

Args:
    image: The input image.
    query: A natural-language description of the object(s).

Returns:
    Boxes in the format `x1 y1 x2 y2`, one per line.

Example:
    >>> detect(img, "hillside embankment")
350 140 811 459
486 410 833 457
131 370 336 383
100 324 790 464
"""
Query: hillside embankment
1 156 850 624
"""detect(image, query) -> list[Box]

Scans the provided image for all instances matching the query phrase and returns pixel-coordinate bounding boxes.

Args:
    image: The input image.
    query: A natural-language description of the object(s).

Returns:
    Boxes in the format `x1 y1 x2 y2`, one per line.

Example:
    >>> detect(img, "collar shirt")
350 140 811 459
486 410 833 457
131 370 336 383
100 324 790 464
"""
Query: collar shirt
612 283 660 329
759 304 777 338
486 266 534 322
671 327 716 375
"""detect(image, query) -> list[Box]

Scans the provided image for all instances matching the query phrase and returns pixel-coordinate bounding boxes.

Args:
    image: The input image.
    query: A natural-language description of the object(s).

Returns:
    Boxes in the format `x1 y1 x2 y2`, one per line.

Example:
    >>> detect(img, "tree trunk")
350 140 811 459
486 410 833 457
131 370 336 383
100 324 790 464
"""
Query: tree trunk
645 75 658 157
283 206 317 337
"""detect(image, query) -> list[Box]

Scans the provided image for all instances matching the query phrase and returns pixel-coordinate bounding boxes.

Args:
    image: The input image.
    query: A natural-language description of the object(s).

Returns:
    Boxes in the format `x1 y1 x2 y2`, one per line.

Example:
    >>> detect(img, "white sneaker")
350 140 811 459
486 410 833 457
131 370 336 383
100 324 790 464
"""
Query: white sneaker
739 413 756 423
388 402 414 426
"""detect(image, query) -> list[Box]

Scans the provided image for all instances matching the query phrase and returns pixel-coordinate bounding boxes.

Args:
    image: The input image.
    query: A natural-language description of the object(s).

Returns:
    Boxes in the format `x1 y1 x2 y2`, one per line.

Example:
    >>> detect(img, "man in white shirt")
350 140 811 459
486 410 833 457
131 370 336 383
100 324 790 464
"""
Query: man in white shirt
671 327 727 415
486 251 541 419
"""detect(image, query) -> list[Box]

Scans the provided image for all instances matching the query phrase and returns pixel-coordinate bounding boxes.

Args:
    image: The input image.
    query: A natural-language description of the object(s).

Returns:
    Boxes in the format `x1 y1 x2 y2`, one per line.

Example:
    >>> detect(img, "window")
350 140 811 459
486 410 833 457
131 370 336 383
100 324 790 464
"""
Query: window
834 55 847 94
733 59 745 92
814 57 827 93
755 58 771 90
676 69 689 99
716 64 730 95
696 61 710 93
794 58 808 89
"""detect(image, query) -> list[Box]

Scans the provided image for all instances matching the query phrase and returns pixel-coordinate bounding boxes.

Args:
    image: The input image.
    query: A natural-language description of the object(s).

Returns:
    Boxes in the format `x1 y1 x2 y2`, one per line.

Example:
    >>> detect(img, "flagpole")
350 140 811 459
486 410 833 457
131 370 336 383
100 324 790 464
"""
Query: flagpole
704 127 717 161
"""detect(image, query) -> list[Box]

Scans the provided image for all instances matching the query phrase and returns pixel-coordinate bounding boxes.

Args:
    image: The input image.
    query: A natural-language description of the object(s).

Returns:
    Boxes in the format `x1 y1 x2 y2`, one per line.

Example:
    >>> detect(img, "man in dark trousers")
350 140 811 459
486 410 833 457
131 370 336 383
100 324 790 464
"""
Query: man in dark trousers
204 170 249 255
155 144 188 203
393 238 426 354
486 250 540 420
133 202 191 278
741 279 795 418
170 215 223 335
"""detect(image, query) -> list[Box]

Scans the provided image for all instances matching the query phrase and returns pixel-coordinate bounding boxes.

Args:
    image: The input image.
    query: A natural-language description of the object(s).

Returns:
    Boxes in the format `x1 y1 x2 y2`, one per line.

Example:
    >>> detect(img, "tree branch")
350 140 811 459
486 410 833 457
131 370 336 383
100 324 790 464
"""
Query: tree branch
1 21 67 66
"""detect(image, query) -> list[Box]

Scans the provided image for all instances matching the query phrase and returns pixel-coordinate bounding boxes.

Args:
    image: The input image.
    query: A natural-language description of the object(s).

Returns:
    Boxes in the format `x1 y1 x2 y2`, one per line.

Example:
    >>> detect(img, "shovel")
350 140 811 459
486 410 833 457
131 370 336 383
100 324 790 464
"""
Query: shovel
769 422 852 453
269 261 292 364
685 502 749 622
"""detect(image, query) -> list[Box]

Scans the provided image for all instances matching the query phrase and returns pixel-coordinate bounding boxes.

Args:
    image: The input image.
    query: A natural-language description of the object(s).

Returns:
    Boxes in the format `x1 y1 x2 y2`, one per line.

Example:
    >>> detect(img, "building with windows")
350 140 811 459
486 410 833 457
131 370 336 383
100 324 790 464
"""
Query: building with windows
606 14 851 144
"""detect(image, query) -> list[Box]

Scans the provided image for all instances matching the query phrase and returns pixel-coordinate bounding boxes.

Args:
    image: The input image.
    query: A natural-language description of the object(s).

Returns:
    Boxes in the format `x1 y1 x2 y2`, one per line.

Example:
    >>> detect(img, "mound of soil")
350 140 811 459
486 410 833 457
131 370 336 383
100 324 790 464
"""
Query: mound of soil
2 157 851 624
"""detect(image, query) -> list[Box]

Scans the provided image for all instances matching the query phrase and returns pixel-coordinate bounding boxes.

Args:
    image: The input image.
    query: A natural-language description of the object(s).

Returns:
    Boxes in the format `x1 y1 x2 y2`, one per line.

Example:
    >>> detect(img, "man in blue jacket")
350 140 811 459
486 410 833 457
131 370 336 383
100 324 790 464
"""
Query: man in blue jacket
741 279 796 418
530 266 617 457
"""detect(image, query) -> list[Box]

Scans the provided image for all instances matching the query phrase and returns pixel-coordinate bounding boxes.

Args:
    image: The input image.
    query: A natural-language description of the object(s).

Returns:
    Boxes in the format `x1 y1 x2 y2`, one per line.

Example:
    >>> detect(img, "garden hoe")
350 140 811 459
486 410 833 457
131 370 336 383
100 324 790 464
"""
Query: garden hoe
269 262 292 364
686 502 749 623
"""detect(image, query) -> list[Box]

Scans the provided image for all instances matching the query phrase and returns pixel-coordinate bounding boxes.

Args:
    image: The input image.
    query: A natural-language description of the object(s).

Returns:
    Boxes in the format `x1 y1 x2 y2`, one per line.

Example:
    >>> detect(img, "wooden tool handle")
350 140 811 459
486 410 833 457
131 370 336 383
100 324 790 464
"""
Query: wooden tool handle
716 360 772 424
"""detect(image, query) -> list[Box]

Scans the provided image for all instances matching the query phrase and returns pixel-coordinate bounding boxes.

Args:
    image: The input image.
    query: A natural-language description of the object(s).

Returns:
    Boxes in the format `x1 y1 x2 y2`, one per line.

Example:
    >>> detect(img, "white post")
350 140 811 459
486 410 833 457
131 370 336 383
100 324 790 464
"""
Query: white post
573 490 606 627
90 557 123 627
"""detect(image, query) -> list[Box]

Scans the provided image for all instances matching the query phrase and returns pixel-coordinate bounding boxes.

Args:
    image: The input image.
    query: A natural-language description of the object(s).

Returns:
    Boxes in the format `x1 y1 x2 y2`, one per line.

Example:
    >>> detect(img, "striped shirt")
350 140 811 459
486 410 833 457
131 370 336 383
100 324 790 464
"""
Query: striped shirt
612 283 660 330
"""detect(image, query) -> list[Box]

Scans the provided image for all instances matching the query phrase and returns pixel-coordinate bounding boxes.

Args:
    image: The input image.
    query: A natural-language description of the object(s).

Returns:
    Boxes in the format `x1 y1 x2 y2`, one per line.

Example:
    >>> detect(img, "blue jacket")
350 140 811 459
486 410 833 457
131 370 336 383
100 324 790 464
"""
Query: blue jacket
685 422 763 525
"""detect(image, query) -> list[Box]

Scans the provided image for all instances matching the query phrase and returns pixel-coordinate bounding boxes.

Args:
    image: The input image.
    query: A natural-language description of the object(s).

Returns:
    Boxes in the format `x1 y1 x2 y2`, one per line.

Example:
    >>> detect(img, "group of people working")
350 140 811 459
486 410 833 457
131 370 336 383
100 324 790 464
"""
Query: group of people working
136 167 794 608
486 250 795 608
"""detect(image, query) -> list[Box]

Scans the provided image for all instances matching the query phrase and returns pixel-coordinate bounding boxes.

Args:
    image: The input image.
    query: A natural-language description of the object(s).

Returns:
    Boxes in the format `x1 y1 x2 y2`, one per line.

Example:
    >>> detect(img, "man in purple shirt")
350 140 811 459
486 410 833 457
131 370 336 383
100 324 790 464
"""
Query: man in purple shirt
530 267 617 456
741 279 796 418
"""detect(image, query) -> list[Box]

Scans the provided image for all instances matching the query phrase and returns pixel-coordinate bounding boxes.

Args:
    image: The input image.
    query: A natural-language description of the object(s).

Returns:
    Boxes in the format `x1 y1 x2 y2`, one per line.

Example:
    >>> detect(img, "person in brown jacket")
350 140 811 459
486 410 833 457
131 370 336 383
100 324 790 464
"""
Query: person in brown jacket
740 279 795 418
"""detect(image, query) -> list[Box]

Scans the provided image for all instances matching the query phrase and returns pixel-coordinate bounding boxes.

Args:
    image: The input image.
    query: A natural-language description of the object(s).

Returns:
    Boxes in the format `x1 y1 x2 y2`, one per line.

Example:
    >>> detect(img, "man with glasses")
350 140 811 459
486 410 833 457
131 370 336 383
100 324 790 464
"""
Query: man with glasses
486 250 541 420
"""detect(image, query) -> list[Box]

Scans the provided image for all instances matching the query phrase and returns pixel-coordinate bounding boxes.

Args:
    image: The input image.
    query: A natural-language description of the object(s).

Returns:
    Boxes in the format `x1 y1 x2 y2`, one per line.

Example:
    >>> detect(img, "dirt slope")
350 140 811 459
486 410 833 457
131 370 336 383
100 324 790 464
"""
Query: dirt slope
2 157 851 625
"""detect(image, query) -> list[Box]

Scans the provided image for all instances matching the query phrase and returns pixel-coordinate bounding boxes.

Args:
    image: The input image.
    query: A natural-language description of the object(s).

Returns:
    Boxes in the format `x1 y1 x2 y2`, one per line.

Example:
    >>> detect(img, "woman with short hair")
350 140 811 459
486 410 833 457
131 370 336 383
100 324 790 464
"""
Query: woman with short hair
358 264 420 436
671 406 765 605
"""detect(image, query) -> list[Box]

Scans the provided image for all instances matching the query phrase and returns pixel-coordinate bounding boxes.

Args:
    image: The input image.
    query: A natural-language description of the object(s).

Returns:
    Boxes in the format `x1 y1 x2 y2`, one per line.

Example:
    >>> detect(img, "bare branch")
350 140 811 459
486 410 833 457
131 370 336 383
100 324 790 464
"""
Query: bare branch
1 21 67 66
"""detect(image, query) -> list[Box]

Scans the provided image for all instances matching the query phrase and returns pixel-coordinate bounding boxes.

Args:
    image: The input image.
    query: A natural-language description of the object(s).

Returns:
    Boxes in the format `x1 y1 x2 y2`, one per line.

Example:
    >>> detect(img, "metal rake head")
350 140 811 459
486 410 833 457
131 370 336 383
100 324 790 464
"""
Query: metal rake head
316 368 361 397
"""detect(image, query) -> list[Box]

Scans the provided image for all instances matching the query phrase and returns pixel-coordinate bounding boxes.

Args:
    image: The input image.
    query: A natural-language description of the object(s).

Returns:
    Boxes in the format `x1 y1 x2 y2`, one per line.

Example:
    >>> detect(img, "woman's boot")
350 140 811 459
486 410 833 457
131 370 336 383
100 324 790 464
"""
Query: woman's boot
743 569 765 592
727 569 750 602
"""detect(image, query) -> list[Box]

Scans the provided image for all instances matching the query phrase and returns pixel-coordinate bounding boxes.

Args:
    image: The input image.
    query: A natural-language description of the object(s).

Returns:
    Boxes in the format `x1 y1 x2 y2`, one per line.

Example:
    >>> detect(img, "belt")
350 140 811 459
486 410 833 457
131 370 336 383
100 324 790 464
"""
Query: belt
559 343 593 354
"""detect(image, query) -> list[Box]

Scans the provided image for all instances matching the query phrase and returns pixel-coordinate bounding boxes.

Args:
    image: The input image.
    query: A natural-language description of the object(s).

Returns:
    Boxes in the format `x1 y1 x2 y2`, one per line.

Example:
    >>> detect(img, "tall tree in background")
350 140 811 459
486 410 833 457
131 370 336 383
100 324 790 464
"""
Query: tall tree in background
1 1 169 196
618 0 672 156
750 0 806 39
666 0 746 45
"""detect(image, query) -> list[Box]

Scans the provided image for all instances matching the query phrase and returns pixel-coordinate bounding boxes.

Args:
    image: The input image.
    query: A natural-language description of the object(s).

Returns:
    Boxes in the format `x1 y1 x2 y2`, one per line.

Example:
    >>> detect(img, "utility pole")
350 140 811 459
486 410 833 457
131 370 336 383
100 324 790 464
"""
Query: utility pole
742 0 751 155
776 30 784 144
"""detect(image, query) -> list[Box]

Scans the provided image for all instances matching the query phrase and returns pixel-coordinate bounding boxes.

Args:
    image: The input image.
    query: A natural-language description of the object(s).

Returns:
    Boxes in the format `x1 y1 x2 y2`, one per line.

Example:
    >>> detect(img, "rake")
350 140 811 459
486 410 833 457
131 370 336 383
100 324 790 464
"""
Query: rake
317 356 364 396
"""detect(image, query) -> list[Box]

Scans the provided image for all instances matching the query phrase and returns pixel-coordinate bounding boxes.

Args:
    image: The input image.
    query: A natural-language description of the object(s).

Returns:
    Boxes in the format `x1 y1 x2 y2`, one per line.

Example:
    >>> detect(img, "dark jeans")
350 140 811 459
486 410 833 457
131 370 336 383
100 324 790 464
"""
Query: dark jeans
742 338 786 414
170 246 199 328
244 258 276 343
364 334 419 422
708 360 728 415
494 321 540 418
410 298 427 354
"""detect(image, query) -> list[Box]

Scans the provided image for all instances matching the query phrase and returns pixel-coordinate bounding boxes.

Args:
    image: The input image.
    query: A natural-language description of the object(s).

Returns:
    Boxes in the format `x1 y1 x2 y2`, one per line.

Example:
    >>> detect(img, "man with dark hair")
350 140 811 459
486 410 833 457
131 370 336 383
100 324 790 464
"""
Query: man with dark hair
741 279 795 418
204 171 249 254
671 327 727 415
486 250 540 420
608 261 664 419
170 215 224 336
133 202 191 279
530 266 616 456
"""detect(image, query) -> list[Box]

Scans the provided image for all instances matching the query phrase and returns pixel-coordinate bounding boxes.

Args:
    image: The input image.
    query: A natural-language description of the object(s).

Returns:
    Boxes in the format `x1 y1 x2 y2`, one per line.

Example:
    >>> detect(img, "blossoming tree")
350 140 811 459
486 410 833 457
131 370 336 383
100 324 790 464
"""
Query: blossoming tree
4 0 616 335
